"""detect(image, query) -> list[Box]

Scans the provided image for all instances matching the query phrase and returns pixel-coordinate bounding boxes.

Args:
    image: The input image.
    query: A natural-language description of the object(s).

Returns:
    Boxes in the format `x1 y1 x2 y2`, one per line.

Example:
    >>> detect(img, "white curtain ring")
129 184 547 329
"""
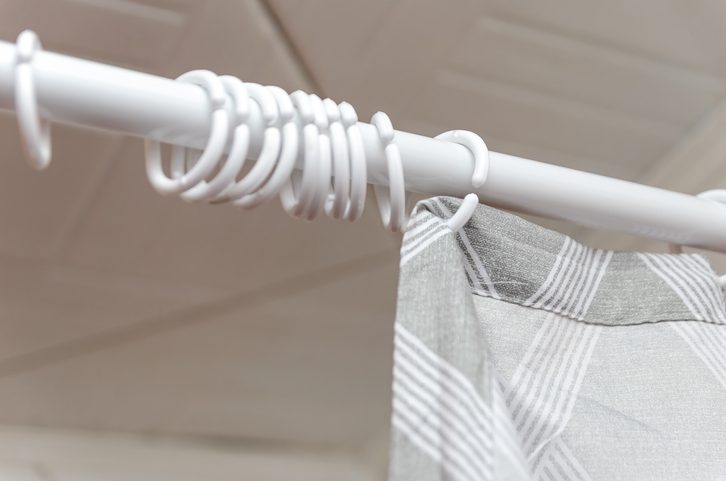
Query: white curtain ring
305 94 332 220
15 30 51 171
280 90 320 219
434 130 489 231
145 69 228 196
180 75 251 203
323 98 351 220
339 102 367 222
445 193 480 232
371 111 407 232
215 82 280 202
234 86 298 209
435 130 489 188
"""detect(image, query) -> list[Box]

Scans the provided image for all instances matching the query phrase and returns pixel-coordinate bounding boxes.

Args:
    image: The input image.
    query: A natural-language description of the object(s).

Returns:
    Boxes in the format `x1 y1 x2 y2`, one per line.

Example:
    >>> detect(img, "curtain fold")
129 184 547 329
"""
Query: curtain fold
389 196 726 481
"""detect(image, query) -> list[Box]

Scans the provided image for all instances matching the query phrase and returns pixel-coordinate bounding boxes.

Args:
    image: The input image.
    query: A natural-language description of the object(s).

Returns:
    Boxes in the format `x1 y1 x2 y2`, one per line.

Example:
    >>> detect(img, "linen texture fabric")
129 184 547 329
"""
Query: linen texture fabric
389 196 726 481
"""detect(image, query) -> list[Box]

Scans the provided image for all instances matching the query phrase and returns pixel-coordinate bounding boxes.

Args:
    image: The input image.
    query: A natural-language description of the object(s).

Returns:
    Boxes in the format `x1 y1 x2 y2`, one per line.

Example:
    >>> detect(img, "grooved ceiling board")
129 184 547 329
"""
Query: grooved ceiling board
0 0 197 70
0 115 121 259
452 16 723 128
269 0 726 179
483 0 726 78
0 260 397 445
0 426 377 481
0 255 221 362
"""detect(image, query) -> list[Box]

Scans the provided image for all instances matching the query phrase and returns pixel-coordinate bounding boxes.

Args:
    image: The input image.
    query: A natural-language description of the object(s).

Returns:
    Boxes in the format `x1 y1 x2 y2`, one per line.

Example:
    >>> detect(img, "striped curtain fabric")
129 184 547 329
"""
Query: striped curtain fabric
389 196 726 481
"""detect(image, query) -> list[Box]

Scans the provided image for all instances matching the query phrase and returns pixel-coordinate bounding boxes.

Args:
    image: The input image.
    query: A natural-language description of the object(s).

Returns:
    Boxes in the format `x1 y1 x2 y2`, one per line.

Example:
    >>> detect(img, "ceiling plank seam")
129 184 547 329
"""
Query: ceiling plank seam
254 0 325 96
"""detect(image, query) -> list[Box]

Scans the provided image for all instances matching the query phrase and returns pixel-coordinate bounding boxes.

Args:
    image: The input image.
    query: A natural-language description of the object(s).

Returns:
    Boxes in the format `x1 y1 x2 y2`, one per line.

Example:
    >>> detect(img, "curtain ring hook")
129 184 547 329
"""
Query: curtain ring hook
371 111 407 232
434 130 489 231
15 30 51 171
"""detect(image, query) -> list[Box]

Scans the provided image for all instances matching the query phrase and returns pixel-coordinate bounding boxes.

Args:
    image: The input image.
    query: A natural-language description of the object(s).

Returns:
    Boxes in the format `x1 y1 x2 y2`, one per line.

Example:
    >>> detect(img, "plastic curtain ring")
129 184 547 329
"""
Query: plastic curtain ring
371 111 407 232
145 69 228 196
669 190 726 288
15 30 51 171
338 101 367 222
306 94 332 220
323 98 351 220
234 86 298 209
434 129 489 231
280 90 320 219
214 82 280 202
179 75 251 202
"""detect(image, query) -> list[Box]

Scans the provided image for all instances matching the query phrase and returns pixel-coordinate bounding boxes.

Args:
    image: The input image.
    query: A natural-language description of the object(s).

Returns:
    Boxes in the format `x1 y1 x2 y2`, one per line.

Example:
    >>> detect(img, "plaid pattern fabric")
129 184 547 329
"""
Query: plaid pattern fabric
389 196 726 481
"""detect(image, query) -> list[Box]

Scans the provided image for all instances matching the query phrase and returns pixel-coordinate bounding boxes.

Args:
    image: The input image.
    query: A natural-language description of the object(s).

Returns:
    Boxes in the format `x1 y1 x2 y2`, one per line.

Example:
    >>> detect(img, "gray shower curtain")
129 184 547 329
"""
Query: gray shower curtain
389 196 726 481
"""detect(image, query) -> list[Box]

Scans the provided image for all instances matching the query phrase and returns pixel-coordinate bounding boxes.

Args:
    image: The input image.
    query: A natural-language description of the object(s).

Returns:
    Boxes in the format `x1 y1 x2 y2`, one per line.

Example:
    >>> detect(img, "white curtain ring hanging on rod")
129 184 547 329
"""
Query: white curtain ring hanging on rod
444 193 480 232
14 30 51 171
435 130 489 188
178 75 251 203
338 102 367 222
234 85 298 209
145 69 229 196
323 98 351 220
371 111 407 232
434 129 489 231
280 90 320 219
306 94 332 220
214 82 281 203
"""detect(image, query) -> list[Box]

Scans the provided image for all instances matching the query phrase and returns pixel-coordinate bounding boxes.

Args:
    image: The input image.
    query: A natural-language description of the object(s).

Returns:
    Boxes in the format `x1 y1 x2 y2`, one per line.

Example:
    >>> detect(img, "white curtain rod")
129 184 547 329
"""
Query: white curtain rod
1 38 726 252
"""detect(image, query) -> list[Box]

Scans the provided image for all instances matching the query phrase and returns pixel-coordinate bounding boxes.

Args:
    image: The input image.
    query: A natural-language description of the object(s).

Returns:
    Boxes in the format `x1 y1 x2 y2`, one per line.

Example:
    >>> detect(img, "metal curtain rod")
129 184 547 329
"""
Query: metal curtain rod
1 37 726 251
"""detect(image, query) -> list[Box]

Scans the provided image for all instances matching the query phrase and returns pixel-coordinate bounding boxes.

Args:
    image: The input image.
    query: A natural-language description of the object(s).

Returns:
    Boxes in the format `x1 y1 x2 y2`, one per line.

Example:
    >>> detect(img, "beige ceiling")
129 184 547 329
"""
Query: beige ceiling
1 0 726 479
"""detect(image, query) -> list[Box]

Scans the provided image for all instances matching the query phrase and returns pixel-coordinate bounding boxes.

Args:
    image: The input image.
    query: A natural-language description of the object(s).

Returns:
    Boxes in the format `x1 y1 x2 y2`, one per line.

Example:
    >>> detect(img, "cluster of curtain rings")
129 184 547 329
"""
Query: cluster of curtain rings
143 69 410 231
14 30 491 234
142 69 492 232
